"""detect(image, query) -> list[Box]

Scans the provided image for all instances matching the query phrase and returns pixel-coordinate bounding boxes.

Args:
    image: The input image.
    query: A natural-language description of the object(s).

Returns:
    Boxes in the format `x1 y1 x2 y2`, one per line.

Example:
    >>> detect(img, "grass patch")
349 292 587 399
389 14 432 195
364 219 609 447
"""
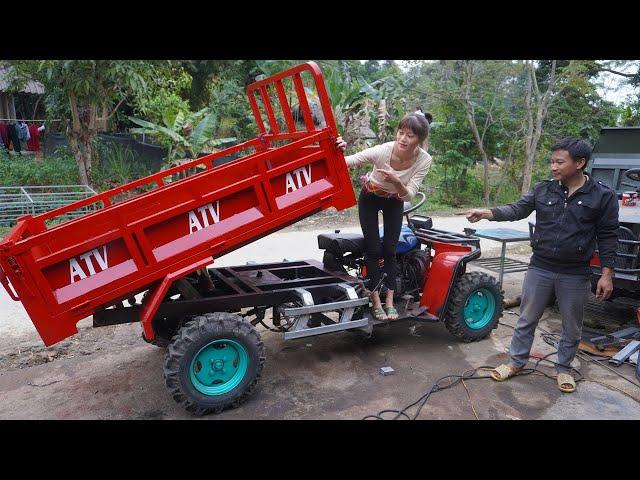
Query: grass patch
0 225 11 240
0 154 79 186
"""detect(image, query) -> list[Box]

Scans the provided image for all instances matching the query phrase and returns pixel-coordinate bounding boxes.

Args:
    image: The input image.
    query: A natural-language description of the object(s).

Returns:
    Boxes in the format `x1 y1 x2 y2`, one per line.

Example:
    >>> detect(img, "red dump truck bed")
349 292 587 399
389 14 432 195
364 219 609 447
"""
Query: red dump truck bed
0 62 356 346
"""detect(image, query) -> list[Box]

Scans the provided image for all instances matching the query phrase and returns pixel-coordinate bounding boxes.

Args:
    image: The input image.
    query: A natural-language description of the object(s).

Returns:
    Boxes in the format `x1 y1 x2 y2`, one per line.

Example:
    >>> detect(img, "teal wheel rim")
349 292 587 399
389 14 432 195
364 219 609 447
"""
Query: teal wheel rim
189 339 249 395
463 288 496 330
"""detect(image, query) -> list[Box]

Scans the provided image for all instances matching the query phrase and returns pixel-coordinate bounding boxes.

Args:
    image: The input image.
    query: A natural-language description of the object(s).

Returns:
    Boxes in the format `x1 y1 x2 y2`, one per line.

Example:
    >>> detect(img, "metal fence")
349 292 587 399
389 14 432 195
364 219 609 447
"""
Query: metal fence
0 185 98 226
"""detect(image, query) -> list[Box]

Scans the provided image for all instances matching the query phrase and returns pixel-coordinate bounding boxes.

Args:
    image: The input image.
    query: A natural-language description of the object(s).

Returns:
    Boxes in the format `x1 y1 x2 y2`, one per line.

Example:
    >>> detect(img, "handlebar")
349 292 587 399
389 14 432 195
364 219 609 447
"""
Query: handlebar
403 191 426 215
414 227 481 248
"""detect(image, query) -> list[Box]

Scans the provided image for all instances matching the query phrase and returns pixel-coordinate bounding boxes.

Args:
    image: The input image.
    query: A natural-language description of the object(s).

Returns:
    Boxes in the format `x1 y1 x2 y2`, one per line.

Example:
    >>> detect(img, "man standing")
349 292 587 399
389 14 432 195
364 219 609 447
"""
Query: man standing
462 137 619 393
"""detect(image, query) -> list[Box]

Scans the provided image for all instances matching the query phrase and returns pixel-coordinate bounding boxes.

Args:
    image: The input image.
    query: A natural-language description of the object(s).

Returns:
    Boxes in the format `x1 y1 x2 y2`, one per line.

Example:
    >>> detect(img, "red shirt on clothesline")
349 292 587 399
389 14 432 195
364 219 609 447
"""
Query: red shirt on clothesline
26 123 40 151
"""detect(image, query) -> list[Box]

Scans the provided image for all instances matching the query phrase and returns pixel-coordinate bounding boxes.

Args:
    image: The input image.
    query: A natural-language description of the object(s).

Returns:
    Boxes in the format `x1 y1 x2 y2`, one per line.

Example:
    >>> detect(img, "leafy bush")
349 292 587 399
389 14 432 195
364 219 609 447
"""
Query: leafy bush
0 143 155 193
93 143 151 190
0 225 11 240
491 179 521 205
209 79 257 140
426 154 484 208
0 152 79 186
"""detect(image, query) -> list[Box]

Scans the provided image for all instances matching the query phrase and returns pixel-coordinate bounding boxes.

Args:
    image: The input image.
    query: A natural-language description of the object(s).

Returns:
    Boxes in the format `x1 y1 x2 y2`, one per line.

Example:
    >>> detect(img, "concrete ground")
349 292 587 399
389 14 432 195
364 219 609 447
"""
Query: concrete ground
1 212 639 420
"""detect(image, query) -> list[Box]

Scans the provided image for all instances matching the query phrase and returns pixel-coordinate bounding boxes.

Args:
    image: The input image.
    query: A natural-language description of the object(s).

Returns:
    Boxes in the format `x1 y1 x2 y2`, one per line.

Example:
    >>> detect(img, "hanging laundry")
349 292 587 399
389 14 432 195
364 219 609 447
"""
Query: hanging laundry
26 123 40 151
0 122 9 149
17 122 30 142
7 124 21 153
16 122 30 152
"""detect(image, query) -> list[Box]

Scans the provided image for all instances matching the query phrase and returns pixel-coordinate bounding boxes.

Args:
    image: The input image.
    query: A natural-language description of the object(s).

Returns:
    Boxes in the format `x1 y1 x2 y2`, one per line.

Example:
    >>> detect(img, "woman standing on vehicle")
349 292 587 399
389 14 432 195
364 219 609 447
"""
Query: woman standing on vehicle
336 112 432 320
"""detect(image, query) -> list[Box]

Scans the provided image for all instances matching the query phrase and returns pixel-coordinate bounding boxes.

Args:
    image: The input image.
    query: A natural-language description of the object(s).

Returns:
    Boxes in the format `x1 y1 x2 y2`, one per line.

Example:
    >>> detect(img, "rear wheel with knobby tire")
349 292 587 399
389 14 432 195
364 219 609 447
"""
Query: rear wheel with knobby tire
164 312 265 416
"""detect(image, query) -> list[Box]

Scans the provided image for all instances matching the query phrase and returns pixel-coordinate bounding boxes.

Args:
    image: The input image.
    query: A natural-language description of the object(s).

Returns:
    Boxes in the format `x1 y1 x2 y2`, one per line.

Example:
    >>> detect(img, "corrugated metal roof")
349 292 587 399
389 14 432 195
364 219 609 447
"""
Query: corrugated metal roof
0 67 44 94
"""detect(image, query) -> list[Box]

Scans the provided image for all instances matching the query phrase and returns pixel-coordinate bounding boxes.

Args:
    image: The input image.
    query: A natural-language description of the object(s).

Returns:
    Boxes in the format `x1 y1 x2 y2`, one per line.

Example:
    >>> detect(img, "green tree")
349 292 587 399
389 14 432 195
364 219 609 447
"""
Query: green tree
518 60 595 193
132 65 192 125
621 97 640 126
428 102 483 207
208 77 259 140
543 73 621 146
390 60 625 207
419 60 517 204
458 61 515 204
8 60 173 185
181 60 261 111
594 60 640 88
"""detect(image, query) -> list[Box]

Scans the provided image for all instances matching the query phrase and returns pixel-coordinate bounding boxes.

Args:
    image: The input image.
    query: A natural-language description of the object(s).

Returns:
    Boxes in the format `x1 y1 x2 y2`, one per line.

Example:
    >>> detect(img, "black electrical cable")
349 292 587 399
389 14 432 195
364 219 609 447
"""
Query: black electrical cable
576 349 640 388
365 312 640 420
501 316 616 360
501 311 640 388
363 366 495 420
363 359 601 420
498 319 584 379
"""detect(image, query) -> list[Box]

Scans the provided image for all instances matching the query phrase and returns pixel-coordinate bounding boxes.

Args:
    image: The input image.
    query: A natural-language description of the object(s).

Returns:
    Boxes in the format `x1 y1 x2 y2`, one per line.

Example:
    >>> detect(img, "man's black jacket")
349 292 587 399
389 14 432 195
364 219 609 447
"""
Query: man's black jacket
490 175 619 274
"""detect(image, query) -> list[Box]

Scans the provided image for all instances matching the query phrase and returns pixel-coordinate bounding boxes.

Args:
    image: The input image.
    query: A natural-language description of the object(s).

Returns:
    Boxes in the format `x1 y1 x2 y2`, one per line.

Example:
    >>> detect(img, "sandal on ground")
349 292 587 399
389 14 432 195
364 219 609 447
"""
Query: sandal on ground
490 364 523 382
371 306 388 321
385 306 399 320
557 373 576 393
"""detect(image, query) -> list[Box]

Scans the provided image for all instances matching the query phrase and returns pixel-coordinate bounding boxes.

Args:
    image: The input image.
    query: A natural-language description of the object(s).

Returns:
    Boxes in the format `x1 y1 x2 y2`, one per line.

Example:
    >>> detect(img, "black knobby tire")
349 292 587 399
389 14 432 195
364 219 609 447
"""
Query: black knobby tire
164 312 265 416
443 271 503 342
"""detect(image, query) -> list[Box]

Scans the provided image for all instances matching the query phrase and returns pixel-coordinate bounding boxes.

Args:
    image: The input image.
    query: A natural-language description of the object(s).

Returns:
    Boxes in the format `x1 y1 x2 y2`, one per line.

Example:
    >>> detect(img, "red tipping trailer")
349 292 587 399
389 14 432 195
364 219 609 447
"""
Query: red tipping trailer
0 62 355 349
1 63 503 416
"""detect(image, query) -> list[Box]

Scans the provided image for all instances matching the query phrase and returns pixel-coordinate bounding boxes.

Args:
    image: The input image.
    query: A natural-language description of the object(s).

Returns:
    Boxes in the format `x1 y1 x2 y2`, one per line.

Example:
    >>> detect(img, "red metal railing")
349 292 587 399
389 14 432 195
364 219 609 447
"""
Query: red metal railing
0 62 356 346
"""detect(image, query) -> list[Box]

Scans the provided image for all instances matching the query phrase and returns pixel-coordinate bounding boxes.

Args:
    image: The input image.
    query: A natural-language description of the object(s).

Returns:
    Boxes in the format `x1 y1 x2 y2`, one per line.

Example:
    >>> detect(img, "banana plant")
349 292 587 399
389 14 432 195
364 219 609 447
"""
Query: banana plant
312 63 370 149
357 74 414 141
129 107 236 165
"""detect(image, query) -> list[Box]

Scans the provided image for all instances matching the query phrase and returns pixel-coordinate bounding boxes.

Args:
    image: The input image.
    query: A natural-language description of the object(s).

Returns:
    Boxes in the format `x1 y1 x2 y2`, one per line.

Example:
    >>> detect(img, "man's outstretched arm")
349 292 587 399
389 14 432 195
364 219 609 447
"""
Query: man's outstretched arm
460 189 536 223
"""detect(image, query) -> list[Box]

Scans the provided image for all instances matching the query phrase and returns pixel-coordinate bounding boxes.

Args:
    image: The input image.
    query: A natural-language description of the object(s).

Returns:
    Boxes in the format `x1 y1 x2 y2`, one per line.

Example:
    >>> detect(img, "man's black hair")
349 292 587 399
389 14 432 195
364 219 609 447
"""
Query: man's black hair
551 137 592 170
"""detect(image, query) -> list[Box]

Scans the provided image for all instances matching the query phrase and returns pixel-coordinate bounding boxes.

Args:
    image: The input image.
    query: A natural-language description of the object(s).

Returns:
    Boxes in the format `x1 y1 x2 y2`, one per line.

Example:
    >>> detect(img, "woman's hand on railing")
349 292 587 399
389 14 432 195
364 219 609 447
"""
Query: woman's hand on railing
335 136 347 153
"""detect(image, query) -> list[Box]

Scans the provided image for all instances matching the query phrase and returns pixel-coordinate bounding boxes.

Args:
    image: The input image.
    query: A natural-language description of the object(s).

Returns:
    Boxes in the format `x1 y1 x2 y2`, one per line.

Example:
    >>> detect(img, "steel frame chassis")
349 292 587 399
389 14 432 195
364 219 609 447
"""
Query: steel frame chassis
95 226 484 342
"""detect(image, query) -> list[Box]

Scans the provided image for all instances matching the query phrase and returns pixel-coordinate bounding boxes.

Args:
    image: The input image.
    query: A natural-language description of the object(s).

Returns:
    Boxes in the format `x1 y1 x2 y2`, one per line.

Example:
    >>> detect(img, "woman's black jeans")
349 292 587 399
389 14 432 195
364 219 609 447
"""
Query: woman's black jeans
358 188 404 292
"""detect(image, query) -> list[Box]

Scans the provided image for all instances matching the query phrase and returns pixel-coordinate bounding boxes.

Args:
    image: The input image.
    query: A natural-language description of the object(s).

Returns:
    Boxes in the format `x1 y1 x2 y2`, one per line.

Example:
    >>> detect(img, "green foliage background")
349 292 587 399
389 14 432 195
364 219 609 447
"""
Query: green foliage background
2 59 637 215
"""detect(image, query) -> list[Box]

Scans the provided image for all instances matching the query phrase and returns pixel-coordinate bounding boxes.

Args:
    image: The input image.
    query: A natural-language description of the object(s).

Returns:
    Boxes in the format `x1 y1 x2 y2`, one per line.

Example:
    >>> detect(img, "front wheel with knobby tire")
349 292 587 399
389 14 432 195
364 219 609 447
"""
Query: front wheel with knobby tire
443 271 503 342
164 312 265 415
